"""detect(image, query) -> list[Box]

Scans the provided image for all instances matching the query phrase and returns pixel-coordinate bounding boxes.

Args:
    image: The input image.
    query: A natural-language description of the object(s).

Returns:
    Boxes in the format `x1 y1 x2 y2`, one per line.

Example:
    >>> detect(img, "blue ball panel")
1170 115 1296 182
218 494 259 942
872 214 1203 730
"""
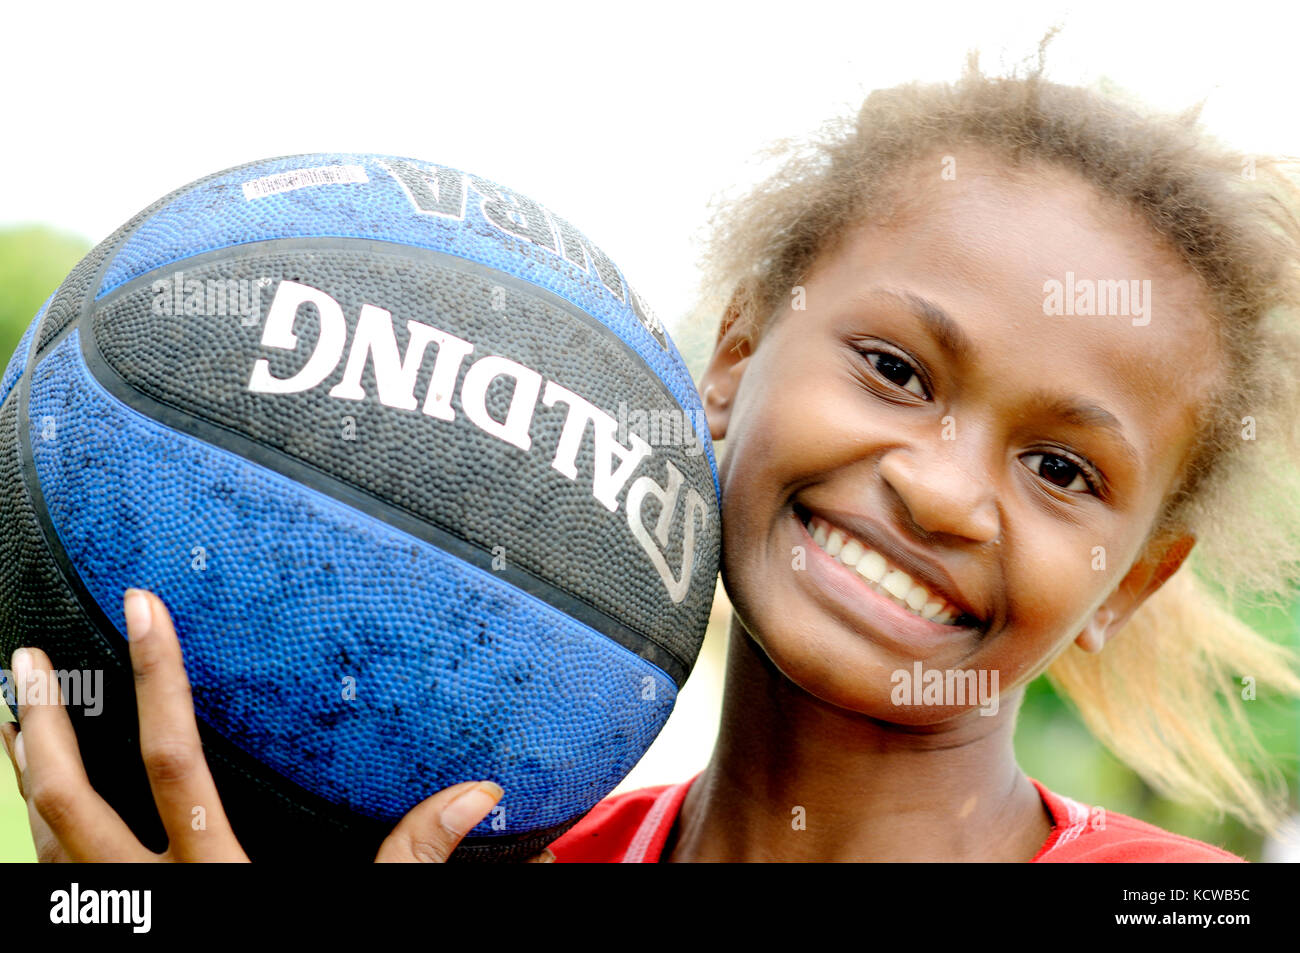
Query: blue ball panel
27 331 677 835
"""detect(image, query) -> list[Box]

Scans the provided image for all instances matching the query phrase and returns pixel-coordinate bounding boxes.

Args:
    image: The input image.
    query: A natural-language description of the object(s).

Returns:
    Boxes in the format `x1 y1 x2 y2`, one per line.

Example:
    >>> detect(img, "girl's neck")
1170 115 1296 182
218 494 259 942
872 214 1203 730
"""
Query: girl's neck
667 615 1053 862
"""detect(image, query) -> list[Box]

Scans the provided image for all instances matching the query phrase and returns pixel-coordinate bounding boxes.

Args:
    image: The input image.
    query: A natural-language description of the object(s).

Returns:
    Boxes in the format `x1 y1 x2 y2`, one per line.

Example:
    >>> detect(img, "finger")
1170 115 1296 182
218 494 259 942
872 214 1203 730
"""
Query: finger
21 768 72 863
527 848 557 863
1 722 22 798
125 590 244 860
11 647 147 860
3 729 68 861
375 781 504 863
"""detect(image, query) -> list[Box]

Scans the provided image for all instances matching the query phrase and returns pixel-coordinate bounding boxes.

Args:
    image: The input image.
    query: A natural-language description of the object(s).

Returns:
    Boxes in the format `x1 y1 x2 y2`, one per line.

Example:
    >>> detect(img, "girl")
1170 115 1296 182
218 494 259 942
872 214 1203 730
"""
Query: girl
6 51 1300 863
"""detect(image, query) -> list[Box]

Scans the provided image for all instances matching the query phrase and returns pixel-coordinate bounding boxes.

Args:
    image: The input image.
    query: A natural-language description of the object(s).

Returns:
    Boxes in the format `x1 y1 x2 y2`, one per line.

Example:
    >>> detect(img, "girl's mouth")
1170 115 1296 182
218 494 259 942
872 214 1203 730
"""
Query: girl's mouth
791 501 986 636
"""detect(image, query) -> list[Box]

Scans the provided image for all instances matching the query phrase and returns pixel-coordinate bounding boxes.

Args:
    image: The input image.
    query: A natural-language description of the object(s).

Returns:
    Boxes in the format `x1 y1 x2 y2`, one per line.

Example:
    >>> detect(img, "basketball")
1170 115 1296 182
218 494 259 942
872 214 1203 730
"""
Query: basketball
0 153 720 861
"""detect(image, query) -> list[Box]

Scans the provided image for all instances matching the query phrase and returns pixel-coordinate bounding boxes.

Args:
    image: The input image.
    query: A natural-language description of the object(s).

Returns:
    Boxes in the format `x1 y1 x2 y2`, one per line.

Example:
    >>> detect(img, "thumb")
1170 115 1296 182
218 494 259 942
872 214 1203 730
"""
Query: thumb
375 780 503 863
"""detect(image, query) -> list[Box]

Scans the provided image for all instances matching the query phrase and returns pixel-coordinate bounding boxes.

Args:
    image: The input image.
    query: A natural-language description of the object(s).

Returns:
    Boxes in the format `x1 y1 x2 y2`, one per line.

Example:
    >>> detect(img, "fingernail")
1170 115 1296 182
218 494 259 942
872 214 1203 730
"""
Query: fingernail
441 781 504 837
13 732 25 774
11 649 30 694
124 590 152 640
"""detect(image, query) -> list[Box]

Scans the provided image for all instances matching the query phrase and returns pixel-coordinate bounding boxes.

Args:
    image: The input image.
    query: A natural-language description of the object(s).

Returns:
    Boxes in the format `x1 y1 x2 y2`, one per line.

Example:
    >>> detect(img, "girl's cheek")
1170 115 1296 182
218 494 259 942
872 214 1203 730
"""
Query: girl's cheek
992 553 1110 676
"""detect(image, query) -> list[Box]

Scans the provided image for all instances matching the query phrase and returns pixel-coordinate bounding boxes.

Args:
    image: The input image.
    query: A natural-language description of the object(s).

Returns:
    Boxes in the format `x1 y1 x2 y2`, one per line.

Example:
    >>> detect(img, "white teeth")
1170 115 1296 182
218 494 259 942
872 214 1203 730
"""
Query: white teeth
839 539 864 567
881 569 913 601
804 513 968 627
904 585 930 611
854 550 888 584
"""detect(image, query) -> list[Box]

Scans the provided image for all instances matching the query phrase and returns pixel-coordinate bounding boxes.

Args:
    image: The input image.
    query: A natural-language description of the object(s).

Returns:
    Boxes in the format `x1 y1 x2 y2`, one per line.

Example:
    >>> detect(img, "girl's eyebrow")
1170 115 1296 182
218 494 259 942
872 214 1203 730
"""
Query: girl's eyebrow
1022 390 1142 469
863 287 976 365
862 286 1142 469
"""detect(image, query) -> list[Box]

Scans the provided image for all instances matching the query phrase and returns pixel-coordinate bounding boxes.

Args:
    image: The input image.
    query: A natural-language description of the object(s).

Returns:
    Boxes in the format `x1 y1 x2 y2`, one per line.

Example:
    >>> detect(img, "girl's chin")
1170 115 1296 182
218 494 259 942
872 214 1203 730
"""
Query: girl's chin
745 626 999 725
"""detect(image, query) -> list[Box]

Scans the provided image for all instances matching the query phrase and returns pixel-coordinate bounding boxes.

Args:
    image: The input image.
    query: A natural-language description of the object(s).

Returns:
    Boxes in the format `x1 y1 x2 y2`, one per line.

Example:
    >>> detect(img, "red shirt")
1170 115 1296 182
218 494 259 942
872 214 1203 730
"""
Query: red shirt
549 774 1245 862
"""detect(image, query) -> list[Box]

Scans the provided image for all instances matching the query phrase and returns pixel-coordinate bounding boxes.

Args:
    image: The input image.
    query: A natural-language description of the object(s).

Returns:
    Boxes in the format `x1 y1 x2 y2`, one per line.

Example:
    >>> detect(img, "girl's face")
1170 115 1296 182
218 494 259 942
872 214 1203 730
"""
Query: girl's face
700 152 1223 723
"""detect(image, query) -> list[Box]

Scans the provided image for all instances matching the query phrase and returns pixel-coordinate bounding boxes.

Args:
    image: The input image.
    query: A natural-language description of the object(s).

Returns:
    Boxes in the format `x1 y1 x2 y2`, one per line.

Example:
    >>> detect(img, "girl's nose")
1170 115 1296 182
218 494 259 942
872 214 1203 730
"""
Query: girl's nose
877 441 1002 546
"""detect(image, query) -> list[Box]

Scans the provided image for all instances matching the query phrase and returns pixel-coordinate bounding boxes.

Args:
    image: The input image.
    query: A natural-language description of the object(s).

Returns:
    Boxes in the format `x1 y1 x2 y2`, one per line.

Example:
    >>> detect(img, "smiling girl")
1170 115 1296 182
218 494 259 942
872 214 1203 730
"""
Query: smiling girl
6 52 1300 864
548 54 1300 862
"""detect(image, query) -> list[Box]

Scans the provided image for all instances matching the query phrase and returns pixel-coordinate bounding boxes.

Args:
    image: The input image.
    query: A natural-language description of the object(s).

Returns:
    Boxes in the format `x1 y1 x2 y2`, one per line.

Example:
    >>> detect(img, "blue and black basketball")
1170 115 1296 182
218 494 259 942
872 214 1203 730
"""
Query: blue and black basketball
0 154 720 861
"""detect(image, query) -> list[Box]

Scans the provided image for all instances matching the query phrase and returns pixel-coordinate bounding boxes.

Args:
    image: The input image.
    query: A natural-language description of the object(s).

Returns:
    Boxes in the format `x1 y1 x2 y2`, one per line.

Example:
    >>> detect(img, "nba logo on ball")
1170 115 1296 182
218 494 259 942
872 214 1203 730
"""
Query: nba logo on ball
0 154 720 861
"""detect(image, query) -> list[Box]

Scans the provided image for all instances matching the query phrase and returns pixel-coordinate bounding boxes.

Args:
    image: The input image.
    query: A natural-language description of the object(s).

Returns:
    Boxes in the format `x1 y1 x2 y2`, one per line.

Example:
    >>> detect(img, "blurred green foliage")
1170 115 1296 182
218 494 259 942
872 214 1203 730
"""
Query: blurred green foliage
0 227 92 360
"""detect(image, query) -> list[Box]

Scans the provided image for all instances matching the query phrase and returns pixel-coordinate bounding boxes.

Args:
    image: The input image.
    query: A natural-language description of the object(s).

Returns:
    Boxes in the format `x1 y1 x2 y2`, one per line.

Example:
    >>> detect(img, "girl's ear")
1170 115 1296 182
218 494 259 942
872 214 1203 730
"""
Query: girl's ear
1075 533 1196 653
697 298 754 441
1075 606 1114 654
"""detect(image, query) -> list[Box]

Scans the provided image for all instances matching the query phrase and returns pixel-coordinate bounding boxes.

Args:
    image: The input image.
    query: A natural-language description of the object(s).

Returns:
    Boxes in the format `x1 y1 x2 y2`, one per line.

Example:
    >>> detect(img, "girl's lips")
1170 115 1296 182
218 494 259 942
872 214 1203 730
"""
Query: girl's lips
788 505 982 658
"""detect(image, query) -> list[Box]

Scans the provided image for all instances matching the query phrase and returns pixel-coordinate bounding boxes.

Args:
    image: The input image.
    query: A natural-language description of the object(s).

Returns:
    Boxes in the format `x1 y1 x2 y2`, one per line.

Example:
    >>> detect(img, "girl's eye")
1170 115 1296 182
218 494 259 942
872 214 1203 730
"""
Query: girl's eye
864 351 928 398
1022 452 1098 495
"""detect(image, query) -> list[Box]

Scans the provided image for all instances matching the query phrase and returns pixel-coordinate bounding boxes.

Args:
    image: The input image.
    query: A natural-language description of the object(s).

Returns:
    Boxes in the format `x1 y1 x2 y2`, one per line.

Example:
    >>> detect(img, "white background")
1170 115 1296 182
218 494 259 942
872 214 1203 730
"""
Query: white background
4 0 1298 335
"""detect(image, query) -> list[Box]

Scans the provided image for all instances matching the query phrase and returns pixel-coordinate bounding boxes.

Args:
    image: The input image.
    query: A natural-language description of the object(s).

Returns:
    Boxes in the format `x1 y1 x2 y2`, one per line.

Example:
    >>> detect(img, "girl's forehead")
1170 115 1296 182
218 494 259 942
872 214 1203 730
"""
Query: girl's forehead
821 162 1217 351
